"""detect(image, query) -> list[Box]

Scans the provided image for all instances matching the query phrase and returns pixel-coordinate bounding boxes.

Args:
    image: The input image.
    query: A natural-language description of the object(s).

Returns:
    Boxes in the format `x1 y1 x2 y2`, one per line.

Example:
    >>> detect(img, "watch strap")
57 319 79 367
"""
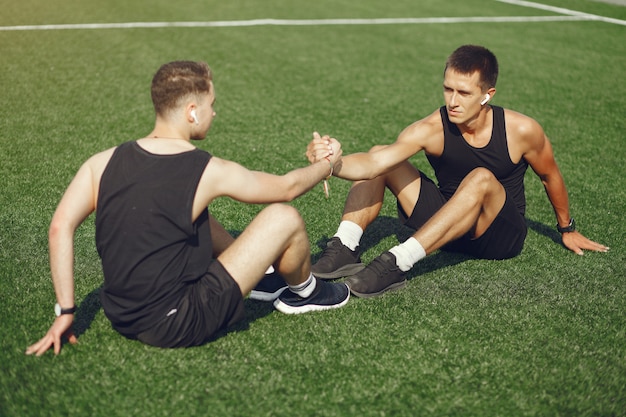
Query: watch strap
557 218 576 233
55 303 77 316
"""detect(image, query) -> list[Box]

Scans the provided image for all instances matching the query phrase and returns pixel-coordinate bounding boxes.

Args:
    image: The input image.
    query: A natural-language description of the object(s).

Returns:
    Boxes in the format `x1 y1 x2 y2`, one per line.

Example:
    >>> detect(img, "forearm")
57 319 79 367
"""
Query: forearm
282 158 335 200
543 172 571 227
333 152 384 181
48 225 76 309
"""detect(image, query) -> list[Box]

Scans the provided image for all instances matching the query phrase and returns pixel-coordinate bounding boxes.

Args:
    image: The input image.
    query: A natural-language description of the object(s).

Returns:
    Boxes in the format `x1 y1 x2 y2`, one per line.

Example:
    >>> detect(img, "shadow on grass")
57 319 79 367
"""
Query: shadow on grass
313 216 472 280
221 298 276 337
526 218 562 245
73 286 102 338
71 218 558 343
313 216 410 261
72 284 276 345
313 216 564 281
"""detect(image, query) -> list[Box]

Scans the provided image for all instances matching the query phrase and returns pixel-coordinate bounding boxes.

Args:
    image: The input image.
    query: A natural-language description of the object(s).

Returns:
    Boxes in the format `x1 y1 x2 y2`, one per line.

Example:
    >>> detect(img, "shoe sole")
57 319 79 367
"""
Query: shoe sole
311 263 366 280
273 286 350 314
348 280 407 298
249 286 287 302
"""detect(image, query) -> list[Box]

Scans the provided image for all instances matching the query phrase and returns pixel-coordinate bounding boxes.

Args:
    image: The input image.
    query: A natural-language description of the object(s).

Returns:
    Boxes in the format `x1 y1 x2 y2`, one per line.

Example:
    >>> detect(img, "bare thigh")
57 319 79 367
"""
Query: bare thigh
385 161 424 217
216 204 308 296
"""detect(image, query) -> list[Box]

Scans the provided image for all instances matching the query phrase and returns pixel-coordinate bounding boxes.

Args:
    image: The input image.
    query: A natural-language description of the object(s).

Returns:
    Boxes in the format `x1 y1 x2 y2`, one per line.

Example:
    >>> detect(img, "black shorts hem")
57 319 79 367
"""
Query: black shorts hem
399 171 527 260
135 260 245 348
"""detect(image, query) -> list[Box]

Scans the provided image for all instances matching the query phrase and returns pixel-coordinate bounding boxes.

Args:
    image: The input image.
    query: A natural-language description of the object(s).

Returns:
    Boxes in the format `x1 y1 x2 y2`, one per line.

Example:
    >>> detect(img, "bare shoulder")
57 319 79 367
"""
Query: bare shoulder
193 155 250 218
503 108 545 139
201 154 231 177
196 155 233 197
397 108 444 154
401 109 443 137
84 147 117 178
504 108 550 162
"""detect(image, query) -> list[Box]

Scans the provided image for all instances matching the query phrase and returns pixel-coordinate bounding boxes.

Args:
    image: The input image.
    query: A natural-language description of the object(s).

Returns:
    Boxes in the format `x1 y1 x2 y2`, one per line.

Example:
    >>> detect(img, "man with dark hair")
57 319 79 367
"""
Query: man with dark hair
308 45 608 298
26 61 349 354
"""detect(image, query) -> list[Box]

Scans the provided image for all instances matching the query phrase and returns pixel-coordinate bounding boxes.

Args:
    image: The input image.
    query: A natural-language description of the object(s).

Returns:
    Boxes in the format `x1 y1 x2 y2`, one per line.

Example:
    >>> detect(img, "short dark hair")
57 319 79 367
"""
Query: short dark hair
444 45 498 90
151 61 213 116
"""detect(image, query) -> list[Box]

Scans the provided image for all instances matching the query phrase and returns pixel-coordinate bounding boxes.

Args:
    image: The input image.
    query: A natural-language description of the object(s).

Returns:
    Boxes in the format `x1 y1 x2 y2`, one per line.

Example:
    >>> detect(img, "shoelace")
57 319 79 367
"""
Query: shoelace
367 256 399 278
321 241 345 258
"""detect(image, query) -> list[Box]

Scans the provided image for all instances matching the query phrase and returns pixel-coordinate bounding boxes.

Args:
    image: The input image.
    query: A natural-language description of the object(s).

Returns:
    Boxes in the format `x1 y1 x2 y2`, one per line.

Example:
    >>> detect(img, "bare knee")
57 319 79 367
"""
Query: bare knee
462 168 499 192
262 204 305 231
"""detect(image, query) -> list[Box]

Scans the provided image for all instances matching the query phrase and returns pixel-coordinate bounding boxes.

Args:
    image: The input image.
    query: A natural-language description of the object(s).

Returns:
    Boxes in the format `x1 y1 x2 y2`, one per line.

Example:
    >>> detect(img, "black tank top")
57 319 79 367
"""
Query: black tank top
96 141 212 336
427 106 528 214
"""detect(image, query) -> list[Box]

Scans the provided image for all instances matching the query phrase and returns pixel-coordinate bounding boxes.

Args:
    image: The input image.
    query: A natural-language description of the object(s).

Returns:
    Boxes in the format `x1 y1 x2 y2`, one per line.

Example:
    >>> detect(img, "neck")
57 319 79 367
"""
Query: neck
457 106 490 135
149 135 188 141
149 118 192 142
147 129 190 142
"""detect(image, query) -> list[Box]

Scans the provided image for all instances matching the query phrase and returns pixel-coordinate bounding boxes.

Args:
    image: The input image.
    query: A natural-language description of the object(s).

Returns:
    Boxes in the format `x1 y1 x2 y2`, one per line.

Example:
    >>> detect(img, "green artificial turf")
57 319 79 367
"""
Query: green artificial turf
1 1 624 416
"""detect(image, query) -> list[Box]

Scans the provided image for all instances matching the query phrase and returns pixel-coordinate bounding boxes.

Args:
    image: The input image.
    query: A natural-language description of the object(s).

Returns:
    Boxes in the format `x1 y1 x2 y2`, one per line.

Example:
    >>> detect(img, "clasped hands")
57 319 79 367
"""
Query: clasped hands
307 131 342 174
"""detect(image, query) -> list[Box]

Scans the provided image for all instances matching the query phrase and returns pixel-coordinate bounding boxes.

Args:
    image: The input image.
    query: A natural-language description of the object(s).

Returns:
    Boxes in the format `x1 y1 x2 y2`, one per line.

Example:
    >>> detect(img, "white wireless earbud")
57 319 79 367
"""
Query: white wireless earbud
480 94 490 105
191 110 199 125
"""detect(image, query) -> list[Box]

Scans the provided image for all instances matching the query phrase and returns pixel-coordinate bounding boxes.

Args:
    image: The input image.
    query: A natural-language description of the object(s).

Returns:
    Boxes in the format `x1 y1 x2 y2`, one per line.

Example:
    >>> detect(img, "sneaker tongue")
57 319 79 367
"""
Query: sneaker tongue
372 254 397 275
368 259 386 275
324 240 343 255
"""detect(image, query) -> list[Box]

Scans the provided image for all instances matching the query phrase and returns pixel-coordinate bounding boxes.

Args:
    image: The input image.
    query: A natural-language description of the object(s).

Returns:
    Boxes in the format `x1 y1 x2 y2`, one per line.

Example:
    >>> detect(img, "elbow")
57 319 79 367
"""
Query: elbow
283 178 312 202
537 172 550 188
283 187 301 202
49 215 71 244
49 219 62 242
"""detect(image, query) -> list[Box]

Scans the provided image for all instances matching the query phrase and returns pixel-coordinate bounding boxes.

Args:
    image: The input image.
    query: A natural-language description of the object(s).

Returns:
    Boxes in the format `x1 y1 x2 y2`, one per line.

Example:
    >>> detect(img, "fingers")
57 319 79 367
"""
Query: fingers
54 332 63 355
308 132 338 163
328 138 342 158
562 232 610 255
581 240 610 253
25 318 76 357
25 336 54 356
26 332 77 356
572 244 584 256
25 341 40 355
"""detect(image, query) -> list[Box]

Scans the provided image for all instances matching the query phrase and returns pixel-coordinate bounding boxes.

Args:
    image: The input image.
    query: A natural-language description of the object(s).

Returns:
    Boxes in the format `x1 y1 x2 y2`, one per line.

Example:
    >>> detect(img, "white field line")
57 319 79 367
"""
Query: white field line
0 16 594 31
496 0 626 26
1 1 624 32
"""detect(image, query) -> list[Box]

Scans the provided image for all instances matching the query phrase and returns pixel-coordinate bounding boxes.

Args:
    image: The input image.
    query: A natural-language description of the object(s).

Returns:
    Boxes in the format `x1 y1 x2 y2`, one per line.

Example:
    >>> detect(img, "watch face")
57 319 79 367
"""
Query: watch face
54 303 76 316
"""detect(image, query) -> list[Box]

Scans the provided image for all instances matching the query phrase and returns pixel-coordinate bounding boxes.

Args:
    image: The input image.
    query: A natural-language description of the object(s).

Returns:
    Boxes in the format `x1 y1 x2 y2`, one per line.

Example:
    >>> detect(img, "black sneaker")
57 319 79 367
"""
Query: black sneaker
249 272 288 301
345 252 407 298
273 279 350 314
311 237 365 280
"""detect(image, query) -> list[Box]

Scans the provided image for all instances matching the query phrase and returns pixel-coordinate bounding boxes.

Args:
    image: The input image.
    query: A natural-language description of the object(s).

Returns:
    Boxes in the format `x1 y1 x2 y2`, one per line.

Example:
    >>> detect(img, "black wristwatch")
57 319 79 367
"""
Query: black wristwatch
55 303 77 317
557 218 576 233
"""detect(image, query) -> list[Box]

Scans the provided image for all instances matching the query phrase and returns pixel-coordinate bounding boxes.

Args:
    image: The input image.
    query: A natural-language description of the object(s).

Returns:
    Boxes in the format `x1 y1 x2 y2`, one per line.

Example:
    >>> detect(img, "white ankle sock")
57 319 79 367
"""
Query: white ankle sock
289 274 317 298
388 238 426 272
334 221 363 251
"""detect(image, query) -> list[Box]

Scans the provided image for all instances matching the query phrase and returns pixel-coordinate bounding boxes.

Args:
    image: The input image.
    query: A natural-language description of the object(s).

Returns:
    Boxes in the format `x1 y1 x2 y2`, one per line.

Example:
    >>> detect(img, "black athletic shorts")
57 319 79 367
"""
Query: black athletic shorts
397 171 527 260
136 260 245 348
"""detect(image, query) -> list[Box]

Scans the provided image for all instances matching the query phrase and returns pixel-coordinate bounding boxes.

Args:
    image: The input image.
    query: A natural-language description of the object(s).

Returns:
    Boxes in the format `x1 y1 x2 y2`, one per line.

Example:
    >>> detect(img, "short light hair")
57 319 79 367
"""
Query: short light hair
151 61 213 116
444 45 498 90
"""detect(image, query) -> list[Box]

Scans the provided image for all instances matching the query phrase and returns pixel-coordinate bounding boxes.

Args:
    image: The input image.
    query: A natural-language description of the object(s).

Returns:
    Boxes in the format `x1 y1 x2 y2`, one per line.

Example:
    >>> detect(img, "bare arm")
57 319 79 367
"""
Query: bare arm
517 114 609 255
193 135 341 216
306 111 441 181
25 150 111 356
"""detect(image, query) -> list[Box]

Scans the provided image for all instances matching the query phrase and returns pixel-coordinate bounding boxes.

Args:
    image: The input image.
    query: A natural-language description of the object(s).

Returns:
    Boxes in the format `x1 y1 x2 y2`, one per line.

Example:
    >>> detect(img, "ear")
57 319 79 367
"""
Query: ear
186 104 197 124
480 88 496 105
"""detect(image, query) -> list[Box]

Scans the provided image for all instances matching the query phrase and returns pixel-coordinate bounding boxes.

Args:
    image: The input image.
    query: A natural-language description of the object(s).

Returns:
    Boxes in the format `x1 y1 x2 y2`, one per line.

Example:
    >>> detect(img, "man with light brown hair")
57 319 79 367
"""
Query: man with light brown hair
27 61 349 354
